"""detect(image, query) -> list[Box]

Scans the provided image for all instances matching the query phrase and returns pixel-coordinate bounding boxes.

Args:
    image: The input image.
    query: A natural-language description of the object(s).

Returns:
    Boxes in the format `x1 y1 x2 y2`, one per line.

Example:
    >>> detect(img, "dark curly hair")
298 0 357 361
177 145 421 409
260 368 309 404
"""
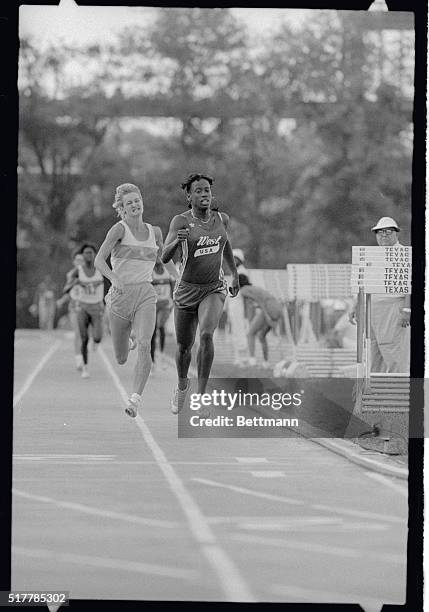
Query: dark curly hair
180 172 219 211
180 172 214 192
80 242 98 254
71 246 83 260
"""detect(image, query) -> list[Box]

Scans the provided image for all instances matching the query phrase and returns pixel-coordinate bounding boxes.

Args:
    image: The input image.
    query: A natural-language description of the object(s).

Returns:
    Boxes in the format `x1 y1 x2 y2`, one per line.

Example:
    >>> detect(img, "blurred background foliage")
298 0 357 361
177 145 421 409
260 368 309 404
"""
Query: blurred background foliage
17 8 413 327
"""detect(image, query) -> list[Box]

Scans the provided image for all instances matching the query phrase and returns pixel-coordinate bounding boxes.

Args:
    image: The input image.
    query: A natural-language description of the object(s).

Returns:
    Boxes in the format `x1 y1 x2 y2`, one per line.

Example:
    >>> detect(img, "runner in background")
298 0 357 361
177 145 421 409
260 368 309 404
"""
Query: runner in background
162 172 239 414
58 250 86 371
238 273 283 368
151 260 174 371
30 275 57 330
65 243 105 379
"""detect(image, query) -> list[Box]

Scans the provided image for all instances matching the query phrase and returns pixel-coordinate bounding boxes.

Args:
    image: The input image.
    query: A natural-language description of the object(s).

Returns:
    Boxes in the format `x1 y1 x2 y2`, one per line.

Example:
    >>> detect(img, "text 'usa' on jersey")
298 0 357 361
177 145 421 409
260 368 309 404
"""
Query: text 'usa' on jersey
179 211 228 285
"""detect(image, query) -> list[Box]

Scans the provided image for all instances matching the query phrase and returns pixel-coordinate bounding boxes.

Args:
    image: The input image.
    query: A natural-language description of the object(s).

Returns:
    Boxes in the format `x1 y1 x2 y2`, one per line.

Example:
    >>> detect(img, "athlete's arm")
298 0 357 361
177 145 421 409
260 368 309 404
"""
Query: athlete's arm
164 260 180 280
153 225 180 279
94 223 125 291
153 225 164 264
220 213 239 297
62 268 78 295
161 215 189 264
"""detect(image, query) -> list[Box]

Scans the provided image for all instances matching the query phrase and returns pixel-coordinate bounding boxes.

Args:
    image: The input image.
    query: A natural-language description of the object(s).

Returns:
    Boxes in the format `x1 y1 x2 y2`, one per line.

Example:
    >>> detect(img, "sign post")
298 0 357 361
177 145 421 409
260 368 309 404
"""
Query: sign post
356 287 365 365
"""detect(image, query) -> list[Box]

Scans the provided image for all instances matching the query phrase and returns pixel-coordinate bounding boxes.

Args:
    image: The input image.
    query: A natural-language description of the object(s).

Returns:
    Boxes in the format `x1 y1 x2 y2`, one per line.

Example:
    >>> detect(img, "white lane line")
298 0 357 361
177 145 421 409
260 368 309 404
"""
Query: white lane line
193 478 304 505
14 455 116 458
99 345 255 603
310 502 405 524
194 477 405 523
269 584 401 608
13 340 62 408
242 520 388 533
365 472 408 498
233 534 405 564
12 489 181 529
233 533 359 558
249 471 285 478
13 455 115 463
13 458 277 466
241 517 342 529
235 457 268 463
13 547 198 581
206 516 387 531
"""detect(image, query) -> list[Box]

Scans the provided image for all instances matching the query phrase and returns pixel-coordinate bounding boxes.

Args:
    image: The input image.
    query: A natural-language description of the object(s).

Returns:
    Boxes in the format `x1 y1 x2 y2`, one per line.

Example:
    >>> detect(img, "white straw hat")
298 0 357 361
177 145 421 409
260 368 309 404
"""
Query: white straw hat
371 217 400 232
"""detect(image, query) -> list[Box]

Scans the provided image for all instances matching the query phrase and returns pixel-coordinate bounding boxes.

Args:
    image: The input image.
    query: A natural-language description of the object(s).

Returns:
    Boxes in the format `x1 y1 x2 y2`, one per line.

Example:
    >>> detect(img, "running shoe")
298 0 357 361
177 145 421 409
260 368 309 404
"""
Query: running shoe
75 354 84 371
170 380 190 415
125 393 141 418
81 366 89 379
247 357 257 367
261 360 271 369
129 336 137 351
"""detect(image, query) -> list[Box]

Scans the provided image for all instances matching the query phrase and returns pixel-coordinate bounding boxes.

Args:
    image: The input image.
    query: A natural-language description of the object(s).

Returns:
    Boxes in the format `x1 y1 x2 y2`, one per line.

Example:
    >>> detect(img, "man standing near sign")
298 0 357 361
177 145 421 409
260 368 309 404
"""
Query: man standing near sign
350 217 410 373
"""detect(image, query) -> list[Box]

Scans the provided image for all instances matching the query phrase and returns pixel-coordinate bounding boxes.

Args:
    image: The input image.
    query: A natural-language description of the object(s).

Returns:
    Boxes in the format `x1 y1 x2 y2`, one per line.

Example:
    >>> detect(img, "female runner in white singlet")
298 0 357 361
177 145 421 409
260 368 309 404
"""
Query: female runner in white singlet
95 183 178 417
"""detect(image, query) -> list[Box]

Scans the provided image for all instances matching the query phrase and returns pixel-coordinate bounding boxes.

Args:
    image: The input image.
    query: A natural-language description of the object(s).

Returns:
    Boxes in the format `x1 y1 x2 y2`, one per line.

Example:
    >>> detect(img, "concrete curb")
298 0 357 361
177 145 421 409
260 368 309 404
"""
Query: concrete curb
163 353 408 481
306 437 408 481
252 402 409 481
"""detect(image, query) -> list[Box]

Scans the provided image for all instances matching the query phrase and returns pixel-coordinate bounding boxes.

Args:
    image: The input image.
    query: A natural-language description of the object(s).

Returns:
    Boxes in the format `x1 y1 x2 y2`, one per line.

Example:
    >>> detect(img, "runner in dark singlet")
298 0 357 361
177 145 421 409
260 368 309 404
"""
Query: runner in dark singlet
162 172 239 414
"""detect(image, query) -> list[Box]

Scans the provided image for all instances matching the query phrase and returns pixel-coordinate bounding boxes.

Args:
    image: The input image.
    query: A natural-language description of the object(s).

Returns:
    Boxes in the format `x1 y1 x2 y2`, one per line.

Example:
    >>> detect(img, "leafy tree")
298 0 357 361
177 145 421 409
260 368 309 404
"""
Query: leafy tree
17 9 413 325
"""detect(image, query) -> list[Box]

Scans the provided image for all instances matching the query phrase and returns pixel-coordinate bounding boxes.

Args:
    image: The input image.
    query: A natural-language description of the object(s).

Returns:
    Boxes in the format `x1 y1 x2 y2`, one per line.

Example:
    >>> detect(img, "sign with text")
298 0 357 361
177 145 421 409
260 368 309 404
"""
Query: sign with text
351 246 412 294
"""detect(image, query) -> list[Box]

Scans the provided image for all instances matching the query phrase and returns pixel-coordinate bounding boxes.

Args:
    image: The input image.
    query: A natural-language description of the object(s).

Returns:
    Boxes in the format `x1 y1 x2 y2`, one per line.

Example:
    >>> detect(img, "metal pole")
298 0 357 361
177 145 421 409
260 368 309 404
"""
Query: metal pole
365 293 372 380
356 288 364 363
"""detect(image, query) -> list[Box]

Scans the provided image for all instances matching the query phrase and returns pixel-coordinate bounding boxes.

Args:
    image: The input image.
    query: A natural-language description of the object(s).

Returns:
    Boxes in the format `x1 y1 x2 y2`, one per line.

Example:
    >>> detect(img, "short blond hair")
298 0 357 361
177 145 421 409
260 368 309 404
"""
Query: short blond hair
112 183 142 218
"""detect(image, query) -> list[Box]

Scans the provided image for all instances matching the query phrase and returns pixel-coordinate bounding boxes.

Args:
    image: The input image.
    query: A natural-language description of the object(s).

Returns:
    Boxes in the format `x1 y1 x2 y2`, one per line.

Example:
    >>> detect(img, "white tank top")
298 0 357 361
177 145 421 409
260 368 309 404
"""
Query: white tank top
77 266 104 304
110 220 158 284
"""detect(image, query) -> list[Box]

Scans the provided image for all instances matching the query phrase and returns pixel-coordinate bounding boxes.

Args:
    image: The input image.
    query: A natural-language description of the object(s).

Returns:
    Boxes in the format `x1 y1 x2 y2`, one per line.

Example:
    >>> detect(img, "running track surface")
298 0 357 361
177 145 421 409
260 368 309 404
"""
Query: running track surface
12 330 408 608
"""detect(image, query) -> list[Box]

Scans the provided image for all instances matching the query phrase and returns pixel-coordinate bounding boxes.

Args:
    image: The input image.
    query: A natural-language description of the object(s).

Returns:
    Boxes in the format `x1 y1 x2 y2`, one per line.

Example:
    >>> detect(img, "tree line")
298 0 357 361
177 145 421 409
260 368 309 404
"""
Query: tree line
17 8 413 327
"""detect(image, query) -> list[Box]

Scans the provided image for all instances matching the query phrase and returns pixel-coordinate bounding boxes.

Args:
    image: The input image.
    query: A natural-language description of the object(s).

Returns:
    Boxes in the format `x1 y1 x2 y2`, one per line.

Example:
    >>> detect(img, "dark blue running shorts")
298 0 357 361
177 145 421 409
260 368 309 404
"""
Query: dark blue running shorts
173 279 227 312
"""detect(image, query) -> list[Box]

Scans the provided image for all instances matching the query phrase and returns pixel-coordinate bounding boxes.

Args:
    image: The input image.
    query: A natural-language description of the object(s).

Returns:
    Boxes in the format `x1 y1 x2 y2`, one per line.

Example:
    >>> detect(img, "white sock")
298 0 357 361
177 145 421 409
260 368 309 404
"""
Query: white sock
130 393 141 404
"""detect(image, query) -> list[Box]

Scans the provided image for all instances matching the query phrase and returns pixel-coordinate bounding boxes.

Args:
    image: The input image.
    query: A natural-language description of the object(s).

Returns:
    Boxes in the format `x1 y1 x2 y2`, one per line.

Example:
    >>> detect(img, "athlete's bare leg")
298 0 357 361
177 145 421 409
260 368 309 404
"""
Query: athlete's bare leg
257 323 271 361
90 308 104 347
132 301 156 395
77 308 91 365
174 308 198 390
247 310 266 358
196 293 225 394
157 307 170 354
108 310 132 365
70 310 81 356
